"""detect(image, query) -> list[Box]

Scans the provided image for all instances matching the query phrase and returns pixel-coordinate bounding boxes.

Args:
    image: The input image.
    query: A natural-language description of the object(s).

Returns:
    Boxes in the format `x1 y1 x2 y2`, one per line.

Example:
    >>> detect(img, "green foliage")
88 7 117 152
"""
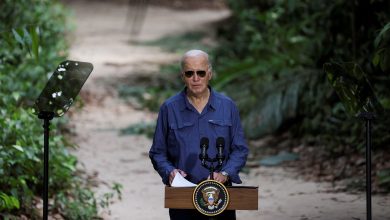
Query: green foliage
0 193 20 212
120 122 156 138
0 0 71 217
99 182 123 210
10 27 40 63
118 69 183 112
324 62 383 116
0 0 115 218
373 22 390 72
142 31 211 54
213 0 390 191
54 181 122 219
53 181 122 219
55 186 98 219
213 0 390 144
378 169 390 189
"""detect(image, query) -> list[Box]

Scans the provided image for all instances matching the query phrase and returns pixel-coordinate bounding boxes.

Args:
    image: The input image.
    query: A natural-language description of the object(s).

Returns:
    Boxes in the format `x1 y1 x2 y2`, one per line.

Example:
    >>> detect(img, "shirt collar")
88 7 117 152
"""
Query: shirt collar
208 87 218 111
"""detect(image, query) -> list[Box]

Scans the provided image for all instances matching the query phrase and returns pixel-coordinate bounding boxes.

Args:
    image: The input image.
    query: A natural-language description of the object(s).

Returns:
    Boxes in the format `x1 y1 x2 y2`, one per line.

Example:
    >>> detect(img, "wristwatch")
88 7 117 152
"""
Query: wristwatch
221 171 229 178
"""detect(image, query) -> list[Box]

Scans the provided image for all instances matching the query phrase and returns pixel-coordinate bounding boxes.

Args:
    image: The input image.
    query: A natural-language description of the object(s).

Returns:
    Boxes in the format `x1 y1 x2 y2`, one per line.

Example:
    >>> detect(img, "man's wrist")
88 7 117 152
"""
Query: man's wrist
221 171 229 179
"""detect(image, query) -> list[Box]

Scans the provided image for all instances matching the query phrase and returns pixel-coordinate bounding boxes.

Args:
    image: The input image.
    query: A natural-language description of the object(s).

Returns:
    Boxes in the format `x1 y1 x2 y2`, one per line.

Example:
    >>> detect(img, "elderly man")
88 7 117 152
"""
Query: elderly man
149 49 248 220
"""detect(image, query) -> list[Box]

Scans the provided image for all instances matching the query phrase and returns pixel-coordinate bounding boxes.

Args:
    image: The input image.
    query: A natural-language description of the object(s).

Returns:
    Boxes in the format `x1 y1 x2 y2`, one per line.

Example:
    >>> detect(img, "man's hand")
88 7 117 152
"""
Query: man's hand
208 172 228 184
169 169 187 185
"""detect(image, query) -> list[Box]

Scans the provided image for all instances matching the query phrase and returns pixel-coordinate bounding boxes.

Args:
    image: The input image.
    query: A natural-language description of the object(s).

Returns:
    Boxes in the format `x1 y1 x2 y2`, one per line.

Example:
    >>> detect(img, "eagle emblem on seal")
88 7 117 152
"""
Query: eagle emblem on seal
201 186 222 210
193 180 229 216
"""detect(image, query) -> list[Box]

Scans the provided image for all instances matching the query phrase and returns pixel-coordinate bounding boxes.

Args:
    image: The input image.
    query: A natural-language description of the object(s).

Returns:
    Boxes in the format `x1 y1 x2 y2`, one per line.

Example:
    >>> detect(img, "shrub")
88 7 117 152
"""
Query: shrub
0 0 120 218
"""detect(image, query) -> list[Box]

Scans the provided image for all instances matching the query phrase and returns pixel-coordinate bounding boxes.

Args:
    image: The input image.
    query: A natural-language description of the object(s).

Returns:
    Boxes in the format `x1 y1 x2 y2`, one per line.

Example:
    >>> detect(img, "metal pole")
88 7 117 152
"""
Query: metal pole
359 112 374 220
39 112 54 220
43 117 50 220
365 117 372 220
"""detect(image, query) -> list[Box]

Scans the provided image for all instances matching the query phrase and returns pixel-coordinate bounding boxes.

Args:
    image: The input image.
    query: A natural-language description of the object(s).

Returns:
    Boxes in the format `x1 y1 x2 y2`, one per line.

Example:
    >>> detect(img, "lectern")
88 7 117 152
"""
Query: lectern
165 186 258 211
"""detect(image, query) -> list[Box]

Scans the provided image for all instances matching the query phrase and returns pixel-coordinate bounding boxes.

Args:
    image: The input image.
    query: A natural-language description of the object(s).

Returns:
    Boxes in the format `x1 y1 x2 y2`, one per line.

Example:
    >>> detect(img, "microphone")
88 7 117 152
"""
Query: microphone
199 137 209 163
216 137 225 165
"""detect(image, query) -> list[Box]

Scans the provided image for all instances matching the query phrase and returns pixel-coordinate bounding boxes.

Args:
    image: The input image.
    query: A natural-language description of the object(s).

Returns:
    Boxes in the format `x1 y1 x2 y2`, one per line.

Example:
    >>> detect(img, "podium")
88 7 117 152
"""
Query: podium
165 186 258 210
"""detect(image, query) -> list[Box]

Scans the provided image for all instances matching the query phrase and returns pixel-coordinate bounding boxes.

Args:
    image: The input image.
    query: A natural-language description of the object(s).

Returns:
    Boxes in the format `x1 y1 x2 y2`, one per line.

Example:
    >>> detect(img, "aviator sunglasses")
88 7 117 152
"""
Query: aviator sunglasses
183 70 207 78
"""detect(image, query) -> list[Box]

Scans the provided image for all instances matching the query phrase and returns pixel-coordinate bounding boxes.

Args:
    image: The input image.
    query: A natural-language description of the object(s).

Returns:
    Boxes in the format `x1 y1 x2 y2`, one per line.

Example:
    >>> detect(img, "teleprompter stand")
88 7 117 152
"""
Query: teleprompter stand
359 112 375 220
37 111 54 220
324 62 384 220
35 60 93 220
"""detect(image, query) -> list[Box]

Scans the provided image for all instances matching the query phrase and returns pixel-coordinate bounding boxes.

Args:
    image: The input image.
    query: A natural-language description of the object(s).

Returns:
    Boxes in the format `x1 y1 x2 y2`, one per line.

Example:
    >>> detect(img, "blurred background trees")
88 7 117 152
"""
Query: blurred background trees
123 0 390 192
215 0 389 140
213 0 390 191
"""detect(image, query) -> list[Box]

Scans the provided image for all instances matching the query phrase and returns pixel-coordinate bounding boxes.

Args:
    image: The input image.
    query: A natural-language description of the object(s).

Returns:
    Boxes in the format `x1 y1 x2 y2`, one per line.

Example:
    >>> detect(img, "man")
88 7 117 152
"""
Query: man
149 49 248 220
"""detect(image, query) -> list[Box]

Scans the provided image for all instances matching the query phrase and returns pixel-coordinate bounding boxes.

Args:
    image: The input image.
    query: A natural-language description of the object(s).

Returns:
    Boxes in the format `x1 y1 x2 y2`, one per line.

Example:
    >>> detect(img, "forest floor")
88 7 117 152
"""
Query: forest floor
65 0 390 219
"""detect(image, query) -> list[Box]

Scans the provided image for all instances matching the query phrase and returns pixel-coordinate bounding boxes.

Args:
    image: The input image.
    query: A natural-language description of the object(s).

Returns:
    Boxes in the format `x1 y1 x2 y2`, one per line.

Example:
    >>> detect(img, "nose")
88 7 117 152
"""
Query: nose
192 73 200 81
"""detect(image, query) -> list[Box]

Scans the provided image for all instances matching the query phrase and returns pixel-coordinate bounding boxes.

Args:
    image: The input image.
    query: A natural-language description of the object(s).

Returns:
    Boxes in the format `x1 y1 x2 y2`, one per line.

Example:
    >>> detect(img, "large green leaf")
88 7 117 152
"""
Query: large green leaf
0 192 20 211
373 22 390 72
324 62 384 117
30 26 40 62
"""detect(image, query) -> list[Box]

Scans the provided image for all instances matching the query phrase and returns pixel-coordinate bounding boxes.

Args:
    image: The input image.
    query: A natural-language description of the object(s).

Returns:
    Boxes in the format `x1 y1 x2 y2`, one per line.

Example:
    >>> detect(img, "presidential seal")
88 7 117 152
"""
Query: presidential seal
192 180 229 216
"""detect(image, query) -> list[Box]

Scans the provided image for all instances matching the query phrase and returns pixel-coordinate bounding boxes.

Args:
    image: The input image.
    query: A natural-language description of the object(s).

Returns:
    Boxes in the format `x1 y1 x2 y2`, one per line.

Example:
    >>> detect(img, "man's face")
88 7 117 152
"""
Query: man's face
181 55 212 97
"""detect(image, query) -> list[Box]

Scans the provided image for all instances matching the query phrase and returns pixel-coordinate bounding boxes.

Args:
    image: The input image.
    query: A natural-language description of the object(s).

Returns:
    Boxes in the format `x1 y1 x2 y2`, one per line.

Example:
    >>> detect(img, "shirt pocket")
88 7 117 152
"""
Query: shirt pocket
167 121 195 153
208 119 232 138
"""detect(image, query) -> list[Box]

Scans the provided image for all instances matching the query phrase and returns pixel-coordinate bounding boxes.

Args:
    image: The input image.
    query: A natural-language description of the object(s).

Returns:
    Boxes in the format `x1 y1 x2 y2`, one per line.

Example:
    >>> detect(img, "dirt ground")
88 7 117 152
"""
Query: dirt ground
65 1 390 219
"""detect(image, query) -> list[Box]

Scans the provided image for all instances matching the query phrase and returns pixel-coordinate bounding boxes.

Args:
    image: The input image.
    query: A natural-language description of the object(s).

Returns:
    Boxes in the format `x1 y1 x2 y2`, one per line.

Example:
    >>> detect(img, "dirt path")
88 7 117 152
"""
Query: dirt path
66 1 390 219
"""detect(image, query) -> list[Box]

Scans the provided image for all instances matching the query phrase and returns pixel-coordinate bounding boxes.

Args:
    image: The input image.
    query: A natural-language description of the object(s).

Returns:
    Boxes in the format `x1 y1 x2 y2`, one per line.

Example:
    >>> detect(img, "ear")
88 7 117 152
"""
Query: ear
208 69 213 80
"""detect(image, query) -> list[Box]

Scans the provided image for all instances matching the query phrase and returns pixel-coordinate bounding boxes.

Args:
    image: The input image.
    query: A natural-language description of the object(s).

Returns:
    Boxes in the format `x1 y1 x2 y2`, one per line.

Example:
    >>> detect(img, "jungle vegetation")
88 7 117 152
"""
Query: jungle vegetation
211 0 390 191
0 0 120 219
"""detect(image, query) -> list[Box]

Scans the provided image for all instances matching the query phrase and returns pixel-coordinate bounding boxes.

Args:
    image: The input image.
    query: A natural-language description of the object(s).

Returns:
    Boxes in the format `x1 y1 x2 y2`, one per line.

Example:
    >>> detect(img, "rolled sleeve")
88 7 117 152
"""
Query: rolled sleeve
222 103 249 184
149 105 175 185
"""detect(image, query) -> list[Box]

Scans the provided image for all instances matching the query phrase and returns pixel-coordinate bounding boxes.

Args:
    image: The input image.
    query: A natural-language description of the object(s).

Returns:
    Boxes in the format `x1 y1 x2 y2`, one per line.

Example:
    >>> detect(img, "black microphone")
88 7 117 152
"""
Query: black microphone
216 137 225 165
199 137 209 162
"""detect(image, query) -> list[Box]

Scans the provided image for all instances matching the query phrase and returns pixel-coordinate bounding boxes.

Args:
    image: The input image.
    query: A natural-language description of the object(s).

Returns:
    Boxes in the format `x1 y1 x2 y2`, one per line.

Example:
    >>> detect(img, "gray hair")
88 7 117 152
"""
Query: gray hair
180 49 212 71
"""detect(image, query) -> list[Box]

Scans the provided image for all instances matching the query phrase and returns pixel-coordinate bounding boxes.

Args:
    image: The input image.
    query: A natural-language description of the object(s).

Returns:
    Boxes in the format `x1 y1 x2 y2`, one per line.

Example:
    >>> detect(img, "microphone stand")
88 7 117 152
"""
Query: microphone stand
200 155 224 180
200 154 224 220
199 138 225 220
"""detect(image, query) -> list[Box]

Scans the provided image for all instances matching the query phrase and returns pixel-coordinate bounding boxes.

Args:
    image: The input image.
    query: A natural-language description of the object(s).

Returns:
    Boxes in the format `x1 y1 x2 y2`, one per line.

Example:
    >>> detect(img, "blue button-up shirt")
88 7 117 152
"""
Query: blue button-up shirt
149 87 248 185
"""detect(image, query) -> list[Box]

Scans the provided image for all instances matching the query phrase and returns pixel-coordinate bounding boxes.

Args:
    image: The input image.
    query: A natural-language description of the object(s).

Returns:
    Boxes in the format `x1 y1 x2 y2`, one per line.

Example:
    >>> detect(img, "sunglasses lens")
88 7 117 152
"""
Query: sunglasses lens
184 71 194 78
197 71 206 77
184 70 207 78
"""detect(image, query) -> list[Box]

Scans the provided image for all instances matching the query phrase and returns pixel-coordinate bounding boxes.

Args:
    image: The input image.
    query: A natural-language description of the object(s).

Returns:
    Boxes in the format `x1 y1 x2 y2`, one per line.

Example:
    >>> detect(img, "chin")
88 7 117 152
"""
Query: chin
189 86 206 94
